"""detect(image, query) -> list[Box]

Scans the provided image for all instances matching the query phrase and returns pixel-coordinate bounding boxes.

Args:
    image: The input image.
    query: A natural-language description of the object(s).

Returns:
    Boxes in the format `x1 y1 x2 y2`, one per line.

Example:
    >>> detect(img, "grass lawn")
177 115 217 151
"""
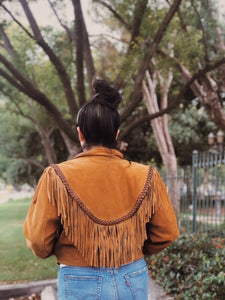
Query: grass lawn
0 198 58 284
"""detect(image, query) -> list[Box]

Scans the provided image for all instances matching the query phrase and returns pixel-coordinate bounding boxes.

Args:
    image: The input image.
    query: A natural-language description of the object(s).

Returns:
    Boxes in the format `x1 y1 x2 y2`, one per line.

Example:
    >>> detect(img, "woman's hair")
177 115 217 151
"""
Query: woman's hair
77 79 121 149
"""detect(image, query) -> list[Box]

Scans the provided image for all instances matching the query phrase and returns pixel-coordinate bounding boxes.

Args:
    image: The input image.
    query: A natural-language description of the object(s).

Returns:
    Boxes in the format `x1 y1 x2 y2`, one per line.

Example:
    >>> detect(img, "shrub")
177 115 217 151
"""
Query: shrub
146 234 225 299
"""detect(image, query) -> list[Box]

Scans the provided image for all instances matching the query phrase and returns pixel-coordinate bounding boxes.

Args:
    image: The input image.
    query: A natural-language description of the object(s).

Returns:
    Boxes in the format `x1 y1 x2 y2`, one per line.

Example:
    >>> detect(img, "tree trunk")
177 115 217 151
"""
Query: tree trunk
29 100 58 165
142 70 180 215
72 0 86 106
82 18 96 98
36 125 57 165
214 20 225 92
60 130 80 159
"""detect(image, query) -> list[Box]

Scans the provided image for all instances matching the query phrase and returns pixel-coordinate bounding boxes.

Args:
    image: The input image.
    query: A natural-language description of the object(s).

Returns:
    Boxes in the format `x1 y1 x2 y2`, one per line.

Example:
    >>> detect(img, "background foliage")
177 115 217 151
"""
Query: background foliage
146 234 225 299
0 0 224 187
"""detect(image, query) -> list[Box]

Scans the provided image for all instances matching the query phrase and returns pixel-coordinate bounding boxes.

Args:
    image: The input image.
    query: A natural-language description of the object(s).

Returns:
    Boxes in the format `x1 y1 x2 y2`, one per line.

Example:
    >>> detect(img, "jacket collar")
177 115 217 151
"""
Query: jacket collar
74 146 124 160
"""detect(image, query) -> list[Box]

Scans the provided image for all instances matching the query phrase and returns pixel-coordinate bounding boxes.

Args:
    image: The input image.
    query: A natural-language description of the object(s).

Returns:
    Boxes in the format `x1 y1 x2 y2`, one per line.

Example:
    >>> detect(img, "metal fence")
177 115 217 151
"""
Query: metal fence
163 150 225 238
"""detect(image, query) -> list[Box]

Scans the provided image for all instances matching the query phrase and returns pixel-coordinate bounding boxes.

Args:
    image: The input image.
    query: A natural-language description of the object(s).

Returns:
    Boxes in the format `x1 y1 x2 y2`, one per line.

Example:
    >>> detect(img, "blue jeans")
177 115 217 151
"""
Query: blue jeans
57 257 149 300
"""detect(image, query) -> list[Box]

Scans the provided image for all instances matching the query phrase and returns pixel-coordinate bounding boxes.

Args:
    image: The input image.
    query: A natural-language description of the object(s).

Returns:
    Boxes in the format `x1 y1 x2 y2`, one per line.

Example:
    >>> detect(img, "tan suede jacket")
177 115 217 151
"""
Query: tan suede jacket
24 147 179 268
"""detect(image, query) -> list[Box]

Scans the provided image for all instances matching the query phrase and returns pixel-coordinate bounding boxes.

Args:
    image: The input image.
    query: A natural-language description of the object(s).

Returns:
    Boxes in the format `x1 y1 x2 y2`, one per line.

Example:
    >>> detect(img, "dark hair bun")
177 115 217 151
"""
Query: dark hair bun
93 79 121 107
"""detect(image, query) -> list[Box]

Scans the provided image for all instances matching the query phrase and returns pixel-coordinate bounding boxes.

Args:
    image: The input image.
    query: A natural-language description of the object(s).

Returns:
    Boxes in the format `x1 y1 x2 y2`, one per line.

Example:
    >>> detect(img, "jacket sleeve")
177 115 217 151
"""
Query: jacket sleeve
143 169 179 255
24 166 61 259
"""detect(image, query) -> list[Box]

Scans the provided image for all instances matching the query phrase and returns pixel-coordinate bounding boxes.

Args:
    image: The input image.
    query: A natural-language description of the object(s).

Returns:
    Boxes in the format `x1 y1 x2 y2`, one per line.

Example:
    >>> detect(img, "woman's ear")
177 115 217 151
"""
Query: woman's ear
115 129 120 141
77 127 85 143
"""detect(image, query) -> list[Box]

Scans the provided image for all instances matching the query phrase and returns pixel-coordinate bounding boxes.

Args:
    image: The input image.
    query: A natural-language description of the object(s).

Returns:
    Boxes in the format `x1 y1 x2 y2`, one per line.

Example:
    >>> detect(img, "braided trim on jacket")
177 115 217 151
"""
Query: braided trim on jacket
51 163 154 226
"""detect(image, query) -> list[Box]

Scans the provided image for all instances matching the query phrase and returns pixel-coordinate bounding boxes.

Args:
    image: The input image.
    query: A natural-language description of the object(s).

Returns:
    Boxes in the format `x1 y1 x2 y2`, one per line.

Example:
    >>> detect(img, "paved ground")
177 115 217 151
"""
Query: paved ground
148 277 173 299
0 278 173 300
0 188 33 204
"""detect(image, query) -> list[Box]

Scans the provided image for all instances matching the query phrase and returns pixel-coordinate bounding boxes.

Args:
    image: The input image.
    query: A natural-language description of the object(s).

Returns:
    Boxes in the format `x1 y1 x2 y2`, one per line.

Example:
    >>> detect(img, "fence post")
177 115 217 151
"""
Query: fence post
192 150 198 234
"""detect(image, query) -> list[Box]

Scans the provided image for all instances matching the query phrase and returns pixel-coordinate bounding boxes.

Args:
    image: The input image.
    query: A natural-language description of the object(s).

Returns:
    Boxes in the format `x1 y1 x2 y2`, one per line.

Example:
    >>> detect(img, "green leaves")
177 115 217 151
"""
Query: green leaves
146 234 225 299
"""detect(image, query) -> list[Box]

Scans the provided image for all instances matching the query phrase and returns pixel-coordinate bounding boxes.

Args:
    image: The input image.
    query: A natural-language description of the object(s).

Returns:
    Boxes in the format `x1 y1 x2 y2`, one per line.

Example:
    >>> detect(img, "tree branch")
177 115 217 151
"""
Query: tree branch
0 89 56 166
159 48 225 80
47 0 73 42
93 0 130 30
0 56 76 142
190 0 209 62
72 0 86 106
0 3 34 39
48 0 95 98
0 24 17 57
82 16 96 97
1 89 36 123
120 55 225 139
113 0 148 90
0 67 28 94
120 0 183 122
129 0 148 51
19 0 78 118
177 7 188 32
16 155 45 170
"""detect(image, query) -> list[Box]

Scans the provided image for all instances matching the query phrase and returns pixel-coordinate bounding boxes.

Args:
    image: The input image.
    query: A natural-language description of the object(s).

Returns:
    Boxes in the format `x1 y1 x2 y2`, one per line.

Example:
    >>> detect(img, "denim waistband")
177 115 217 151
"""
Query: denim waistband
59 257 147 275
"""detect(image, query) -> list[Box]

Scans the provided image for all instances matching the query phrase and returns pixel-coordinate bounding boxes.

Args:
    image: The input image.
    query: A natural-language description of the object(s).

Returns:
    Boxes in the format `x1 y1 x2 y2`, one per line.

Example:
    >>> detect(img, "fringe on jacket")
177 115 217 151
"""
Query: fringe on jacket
43 165 169 268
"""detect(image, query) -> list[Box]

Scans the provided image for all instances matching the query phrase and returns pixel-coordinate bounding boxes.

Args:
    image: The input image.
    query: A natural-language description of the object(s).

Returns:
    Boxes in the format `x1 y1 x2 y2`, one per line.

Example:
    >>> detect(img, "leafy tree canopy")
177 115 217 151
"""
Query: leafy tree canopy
0 0 225 187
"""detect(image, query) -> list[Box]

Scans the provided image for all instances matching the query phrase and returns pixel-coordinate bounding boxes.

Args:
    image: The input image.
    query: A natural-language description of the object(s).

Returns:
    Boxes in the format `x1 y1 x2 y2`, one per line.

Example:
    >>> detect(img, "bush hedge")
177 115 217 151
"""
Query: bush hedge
146 234 225 300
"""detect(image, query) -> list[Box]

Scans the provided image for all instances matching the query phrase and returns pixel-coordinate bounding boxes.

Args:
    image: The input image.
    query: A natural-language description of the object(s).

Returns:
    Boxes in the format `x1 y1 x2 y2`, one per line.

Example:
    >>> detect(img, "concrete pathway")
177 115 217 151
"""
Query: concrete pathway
148 277 174 299
0 189 33 204
0 277 173 300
